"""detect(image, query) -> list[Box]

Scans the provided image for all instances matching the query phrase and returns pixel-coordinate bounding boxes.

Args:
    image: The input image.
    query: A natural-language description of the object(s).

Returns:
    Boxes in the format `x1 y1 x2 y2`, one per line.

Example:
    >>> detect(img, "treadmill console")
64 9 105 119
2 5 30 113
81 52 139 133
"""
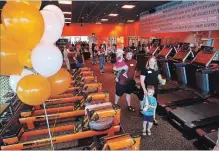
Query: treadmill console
192 46 216 67
158 45 174 59
173 47 191 62
148 45 159 55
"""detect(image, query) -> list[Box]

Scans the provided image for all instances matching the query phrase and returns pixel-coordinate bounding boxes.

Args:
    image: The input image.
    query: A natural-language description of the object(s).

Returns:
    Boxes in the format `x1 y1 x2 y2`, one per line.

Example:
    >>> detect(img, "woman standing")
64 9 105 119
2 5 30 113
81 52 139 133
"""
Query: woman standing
98 44 105 74
139 56 166 123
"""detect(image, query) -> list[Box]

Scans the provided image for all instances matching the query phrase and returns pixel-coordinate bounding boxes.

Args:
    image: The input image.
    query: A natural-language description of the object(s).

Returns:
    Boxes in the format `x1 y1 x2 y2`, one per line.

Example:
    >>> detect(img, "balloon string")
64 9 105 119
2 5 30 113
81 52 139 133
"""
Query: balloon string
43 103 55 151
51 103 60 138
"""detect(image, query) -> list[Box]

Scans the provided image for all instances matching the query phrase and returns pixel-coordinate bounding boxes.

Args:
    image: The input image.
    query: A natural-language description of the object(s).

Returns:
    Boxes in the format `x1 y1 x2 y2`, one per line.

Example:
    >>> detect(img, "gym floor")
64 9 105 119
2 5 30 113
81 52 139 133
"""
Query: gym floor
85 60 205 150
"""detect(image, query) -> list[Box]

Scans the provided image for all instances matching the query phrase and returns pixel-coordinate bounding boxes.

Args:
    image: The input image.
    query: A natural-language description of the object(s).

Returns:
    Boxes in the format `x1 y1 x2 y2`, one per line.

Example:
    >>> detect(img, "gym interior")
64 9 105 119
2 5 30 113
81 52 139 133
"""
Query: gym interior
0 1 219 150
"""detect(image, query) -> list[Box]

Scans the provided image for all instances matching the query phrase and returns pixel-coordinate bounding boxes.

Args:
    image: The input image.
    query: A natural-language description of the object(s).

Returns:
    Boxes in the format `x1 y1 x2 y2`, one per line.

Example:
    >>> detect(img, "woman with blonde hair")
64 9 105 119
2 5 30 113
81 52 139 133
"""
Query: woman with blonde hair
139 56 166 124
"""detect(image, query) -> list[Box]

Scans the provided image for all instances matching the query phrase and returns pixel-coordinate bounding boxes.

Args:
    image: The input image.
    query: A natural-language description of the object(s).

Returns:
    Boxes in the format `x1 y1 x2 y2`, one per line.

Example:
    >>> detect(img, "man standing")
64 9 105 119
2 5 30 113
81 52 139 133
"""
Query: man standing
115 51 137 112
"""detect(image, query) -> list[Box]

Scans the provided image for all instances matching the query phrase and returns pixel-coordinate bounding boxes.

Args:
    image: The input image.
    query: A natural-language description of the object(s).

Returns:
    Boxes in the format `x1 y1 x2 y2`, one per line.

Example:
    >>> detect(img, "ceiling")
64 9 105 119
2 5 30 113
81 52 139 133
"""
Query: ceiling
0 1 169 24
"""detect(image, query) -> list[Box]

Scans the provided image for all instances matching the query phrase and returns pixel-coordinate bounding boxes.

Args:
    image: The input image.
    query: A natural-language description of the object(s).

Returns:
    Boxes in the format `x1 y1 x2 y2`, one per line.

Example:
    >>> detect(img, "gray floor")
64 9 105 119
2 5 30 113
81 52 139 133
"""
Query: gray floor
86 61 202 150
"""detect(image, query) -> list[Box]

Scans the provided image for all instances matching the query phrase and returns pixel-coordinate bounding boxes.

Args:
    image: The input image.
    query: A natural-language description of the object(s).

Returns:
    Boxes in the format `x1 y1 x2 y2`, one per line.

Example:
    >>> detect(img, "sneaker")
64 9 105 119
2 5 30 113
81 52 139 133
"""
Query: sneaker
142 131 147 136
147 131 151 136
154 119 158 125
128 106 135 112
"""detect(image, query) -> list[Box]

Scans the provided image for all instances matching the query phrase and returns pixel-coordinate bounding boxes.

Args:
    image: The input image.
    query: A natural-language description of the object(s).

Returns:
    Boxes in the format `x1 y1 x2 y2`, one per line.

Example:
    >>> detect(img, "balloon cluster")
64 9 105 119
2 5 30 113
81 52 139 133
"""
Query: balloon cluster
1 1 71 106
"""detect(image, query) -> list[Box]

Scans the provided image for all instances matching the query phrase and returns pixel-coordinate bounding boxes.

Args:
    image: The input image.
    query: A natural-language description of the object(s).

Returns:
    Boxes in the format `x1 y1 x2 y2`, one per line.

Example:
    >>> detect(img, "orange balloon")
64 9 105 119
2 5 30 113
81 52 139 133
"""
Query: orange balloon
16 74 51 106
0 36 24 76
18 50 32 68
6 0 42 10
48 68 71 96
1 2 44 50
0 24 8 37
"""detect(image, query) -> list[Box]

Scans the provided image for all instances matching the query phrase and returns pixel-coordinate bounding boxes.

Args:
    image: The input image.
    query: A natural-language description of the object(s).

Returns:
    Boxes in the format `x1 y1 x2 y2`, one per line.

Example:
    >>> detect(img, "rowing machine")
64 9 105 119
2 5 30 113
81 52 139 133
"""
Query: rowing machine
72 71 94 80
71 76 98 87
1 103 121 150
48 82 102 100
83 133 141 150
19 92 110 129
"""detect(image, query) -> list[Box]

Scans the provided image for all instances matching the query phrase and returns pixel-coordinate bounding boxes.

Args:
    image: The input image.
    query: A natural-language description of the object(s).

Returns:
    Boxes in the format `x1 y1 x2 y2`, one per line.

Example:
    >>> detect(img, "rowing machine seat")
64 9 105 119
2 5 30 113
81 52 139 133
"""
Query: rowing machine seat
89 116 114 131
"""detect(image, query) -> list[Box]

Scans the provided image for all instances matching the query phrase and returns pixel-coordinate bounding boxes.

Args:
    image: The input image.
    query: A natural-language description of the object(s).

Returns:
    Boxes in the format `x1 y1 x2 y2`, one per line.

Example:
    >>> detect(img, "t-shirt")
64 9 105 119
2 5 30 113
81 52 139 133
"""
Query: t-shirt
98 48 105 57
115 56 127 68
119 59 136 85
143 96 157 116
141 68 160 85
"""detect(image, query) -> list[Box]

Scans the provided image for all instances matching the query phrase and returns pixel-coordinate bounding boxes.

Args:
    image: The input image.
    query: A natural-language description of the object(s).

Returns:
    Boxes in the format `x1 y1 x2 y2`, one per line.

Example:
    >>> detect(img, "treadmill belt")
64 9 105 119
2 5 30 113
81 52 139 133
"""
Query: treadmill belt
158 90 197 105
158 81 178 90
171 102 219 122
205 131 218 145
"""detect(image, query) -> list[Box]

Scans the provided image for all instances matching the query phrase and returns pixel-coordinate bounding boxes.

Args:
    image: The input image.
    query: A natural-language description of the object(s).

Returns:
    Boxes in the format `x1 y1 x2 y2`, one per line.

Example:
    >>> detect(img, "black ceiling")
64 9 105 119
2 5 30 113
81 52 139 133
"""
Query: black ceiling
0 1 169 24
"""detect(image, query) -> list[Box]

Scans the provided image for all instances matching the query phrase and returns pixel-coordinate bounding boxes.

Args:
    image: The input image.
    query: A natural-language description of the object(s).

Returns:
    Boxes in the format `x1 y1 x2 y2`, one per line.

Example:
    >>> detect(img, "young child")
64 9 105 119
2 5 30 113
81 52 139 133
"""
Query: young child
113 49 129 81
142 85 157 136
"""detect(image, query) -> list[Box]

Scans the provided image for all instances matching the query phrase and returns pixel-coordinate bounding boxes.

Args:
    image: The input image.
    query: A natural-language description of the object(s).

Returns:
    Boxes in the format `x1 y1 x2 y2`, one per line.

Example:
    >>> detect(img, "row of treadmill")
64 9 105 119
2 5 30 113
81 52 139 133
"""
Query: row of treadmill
136 39 219 149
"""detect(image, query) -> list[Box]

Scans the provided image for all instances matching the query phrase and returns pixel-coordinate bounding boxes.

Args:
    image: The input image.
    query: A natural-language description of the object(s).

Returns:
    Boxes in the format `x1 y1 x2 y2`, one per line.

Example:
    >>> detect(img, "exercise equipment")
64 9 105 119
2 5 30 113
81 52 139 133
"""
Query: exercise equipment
71 76 97 86
196 123 219 149
83 133 141 150
157 44 177 80
20 91 109 118
1 102 121 150
167 46 219 130
72 70 94 80
49 82 103 100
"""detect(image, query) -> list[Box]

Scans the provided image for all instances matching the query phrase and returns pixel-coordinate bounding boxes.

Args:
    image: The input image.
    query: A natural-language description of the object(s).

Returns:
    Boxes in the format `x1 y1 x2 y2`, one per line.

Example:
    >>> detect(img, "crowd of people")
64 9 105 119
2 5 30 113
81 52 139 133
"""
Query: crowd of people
63 41 167 136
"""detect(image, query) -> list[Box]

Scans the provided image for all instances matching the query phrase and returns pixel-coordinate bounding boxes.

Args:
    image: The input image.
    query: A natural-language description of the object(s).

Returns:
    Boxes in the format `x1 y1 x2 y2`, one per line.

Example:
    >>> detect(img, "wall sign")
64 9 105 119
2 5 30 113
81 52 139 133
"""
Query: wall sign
140 1 219 33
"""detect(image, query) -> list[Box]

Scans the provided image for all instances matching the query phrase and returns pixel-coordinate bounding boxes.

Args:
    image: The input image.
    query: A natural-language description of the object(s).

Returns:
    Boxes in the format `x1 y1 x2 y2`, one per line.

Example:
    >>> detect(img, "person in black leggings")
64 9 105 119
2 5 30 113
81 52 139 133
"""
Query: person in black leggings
139 56 166 124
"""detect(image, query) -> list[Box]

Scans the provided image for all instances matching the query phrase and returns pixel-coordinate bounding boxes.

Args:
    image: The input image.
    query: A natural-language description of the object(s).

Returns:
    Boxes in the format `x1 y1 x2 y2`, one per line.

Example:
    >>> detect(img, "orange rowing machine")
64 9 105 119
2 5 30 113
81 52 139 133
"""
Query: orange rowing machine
1 102 121 150
83 133 141 150
20 92 109 117
48 82 102 100
71 76 98 86
72 71 94 80
71 67 91 77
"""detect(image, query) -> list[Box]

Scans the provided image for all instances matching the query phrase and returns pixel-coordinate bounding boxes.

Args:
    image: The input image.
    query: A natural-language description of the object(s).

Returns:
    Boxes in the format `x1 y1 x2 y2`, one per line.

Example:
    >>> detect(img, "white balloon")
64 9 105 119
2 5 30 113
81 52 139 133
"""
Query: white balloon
31 43 63 78
40 10 63 44
43 5 65 27
9 69 34 92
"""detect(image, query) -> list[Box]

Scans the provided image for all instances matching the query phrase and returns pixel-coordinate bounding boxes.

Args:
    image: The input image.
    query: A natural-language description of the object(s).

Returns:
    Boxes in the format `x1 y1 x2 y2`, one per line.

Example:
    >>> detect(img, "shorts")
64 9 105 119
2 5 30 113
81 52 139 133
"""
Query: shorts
115 82 135 97
143 115 153 122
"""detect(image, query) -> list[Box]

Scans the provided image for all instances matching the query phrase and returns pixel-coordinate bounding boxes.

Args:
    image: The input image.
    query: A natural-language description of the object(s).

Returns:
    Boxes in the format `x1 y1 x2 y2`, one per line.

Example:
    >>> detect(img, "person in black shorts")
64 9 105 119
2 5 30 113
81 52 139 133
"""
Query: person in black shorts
115 51 137 112
139 56 166 123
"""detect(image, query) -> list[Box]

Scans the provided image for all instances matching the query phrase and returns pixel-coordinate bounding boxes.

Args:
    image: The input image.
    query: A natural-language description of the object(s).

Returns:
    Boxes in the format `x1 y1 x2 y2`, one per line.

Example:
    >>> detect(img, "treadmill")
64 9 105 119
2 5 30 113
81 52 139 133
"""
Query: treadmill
157 45 204 114
195 71 219 149
168 46 219 130
157 43 192 93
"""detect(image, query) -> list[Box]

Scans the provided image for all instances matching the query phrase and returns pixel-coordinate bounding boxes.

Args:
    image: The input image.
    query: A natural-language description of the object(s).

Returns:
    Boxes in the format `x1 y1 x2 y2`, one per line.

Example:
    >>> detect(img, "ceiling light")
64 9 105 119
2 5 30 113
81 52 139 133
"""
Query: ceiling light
63 12 71 14
127 20 134 22
65 18 71 20
122 5 135 9
96 22 102 24
109 14 118 17
58 1 72 4
101 19 108 22
65 21 71 23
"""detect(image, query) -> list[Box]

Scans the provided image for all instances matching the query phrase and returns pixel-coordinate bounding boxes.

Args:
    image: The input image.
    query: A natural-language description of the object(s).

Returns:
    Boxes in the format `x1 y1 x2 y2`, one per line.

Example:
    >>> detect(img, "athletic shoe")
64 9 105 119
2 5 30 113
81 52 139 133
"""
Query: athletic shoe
128 106 135 112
